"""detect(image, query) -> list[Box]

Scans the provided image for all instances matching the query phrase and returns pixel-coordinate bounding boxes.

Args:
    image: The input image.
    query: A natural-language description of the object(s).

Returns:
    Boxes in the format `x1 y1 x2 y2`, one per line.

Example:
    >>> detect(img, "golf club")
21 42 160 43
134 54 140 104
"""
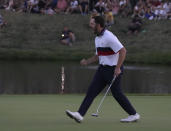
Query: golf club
92 75 117 117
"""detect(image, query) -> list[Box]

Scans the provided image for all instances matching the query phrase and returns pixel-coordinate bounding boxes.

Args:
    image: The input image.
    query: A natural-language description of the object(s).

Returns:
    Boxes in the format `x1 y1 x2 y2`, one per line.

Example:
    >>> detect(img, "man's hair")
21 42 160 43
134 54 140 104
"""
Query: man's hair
93 16 105 28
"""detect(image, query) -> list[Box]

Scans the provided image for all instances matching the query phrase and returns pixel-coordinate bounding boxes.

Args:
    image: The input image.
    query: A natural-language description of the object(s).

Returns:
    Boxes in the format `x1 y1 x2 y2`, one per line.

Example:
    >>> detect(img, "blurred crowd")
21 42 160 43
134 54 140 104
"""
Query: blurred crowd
0 0 170 20
0 0 171 36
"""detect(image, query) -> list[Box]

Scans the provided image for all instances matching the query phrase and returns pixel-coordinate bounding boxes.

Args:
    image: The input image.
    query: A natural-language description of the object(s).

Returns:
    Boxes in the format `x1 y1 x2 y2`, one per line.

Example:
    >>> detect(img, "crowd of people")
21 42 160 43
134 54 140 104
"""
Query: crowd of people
0 0 170 19
0 0 170 39
132 0 171 20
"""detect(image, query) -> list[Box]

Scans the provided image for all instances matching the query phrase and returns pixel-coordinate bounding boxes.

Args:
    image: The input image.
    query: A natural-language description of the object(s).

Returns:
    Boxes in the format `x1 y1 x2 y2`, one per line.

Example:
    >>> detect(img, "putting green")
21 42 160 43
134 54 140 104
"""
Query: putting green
0 95 170 131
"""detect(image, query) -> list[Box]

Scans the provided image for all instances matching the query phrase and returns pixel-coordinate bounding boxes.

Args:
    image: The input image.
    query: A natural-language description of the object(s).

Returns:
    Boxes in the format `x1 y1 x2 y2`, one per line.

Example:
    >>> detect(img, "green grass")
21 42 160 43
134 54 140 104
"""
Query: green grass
0 10 171 64
0 95 171 131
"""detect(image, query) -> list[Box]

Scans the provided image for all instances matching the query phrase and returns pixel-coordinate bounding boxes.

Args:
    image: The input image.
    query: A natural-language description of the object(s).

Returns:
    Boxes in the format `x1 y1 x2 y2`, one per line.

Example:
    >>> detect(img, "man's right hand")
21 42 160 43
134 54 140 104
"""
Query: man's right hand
80 59 88 66
80 55 98 66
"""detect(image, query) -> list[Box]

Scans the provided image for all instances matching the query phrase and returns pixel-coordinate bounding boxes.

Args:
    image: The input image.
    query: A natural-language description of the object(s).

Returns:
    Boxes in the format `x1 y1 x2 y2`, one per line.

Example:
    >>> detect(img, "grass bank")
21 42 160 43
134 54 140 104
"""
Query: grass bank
0 95 171 131
0 10 171 64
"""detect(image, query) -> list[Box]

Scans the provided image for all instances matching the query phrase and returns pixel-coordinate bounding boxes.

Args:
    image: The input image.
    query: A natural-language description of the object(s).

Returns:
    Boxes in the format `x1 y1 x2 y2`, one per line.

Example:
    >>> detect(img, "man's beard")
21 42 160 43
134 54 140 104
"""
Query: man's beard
94 26 99 35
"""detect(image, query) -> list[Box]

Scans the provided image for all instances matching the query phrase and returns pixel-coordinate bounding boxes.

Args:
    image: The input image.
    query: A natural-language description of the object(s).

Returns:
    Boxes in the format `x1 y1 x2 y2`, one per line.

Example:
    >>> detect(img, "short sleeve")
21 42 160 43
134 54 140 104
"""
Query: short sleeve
106 33 123 53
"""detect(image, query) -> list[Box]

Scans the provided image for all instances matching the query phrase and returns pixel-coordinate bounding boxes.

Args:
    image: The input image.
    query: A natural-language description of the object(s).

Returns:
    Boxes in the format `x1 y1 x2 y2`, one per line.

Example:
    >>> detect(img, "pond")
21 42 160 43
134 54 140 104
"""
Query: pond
0 61 170 94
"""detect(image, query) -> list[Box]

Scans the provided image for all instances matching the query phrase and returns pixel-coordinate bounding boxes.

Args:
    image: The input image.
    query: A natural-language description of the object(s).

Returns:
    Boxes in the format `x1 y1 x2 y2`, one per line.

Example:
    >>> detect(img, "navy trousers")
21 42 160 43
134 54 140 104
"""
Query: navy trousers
78 65 136 116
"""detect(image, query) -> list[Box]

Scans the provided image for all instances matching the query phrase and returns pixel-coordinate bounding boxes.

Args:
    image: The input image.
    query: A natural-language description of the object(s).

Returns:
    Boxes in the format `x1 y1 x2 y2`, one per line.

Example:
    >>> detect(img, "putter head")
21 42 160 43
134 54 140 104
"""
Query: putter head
91 113 98 117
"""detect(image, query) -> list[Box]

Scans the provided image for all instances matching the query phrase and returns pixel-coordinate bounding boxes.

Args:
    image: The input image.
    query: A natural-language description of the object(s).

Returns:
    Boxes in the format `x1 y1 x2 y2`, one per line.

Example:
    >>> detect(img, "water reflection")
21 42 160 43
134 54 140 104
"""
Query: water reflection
61 66 65 94
0 61 170 94
124 65 171 94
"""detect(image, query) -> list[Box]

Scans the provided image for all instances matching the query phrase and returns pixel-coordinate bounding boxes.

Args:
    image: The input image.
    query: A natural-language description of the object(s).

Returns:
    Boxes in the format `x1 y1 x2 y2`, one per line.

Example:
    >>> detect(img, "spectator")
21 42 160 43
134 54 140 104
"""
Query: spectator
5 0 14 11
89 0 98 12
137 2 146 18
55 0 68 13
0 0 6 9
0 14 7 28
157 1 170 19
129 0 139 11
106 0 120 16
121 0 132 17
105 10 114 27
119 0 127 13
79 0 89 15
150 0 161 7
132 2 139 17
38 0 56 15
119 0 132 17
65 0 79 14
27 0 39 13
127 15 142 35
50 0 58 9
15 0 29 13
38 0 47 10
144 7 155 20
94 0 107 15
43 5 56 15
60 26 75 46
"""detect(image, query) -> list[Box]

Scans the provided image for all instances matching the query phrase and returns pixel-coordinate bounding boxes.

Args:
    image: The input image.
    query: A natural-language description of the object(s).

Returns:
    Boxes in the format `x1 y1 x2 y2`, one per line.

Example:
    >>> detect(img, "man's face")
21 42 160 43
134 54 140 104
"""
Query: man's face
89 18 99 35
64 27 68 31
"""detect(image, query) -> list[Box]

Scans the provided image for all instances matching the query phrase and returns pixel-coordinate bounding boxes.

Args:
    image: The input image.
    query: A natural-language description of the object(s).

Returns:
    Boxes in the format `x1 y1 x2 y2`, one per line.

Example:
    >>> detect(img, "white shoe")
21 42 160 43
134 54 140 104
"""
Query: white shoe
120 113 140 123
66 110 83 123
5 7 10 10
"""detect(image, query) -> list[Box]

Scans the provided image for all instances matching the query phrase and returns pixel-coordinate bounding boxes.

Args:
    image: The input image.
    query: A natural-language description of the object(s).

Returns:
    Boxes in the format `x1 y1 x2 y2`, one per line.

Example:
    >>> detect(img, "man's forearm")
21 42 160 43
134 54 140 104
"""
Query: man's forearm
116 47 126 68
86 55 98 65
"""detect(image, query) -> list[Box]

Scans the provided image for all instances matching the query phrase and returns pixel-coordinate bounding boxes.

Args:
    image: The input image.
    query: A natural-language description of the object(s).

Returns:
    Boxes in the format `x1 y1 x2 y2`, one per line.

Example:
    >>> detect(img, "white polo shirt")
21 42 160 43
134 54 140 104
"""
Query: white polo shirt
95 29 123 66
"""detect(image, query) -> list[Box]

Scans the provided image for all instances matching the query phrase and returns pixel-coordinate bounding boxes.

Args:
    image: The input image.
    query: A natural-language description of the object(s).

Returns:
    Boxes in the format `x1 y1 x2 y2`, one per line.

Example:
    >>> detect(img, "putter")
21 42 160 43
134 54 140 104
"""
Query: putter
92 75 117 117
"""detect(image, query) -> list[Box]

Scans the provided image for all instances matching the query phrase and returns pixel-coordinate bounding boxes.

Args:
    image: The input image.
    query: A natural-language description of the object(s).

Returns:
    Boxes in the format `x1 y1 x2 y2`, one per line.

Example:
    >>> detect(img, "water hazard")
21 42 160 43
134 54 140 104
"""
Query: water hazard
0 61 170 94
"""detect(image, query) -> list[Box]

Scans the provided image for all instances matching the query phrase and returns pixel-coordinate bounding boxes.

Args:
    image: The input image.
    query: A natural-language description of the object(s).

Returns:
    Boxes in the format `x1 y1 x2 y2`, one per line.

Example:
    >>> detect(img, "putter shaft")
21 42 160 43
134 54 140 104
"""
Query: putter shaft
93 76 116 116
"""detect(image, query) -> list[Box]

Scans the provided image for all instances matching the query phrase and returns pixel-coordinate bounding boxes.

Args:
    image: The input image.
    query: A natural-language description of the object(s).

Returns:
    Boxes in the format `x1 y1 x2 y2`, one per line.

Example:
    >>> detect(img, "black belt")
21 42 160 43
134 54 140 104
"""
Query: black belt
99 64 116 67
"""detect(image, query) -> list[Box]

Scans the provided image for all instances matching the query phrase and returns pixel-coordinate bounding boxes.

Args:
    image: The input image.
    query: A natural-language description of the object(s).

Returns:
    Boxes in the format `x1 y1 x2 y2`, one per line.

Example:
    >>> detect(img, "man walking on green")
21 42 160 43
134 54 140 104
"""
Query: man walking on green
66 16 140 123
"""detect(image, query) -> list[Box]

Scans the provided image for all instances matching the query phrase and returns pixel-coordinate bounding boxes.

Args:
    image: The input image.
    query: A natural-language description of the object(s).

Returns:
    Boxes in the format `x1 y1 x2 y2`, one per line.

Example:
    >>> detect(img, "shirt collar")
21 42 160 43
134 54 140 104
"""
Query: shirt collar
97 28 106 36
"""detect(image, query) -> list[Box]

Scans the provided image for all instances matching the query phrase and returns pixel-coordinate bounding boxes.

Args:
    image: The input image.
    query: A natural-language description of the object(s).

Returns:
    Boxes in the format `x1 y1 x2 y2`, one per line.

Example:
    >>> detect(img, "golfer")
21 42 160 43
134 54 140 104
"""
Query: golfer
66 16 140 123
